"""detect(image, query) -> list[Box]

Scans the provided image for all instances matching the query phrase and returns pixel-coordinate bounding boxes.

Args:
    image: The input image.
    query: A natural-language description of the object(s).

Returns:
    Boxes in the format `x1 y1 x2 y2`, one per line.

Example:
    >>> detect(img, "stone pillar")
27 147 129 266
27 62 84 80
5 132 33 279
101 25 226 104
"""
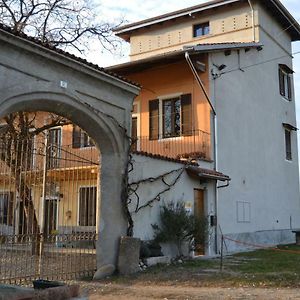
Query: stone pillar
94 153 128 279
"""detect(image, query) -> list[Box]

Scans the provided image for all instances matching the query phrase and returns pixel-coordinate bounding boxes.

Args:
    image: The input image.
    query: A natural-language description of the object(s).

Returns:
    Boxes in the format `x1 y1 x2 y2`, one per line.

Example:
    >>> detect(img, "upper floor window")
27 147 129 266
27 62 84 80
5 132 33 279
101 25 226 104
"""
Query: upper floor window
193 22 210 38
149 94 192 140
279 64 293 101
285 128 292 161
283 123 297 161
47 127 61 169
72 125 95 149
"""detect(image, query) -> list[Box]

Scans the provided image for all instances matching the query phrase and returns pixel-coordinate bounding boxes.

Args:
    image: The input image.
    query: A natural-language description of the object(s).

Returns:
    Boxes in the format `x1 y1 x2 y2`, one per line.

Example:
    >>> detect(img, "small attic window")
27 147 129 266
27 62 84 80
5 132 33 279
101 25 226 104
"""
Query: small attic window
193 22 210 38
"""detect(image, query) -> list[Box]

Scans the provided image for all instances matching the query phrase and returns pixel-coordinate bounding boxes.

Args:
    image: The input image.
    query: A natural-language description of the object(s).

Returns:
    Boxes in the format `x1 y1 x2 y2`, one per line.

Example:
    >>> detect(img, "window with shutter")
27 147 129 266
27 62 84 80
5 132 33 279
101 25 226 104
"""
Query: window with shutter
279 65 293 101
181 94 192 136
72 125 94 148
285 129 292 161
149 99 159 140
79 187 96 226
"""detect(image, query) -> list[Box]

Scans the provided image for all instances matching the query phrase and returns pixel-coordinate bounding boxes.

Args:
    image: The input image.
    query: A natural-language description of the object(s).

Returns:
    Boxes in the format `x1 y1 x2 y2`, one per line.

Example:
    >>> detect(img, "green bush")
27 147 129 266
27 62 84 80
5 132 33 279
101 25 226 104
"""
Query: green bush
152 202 208 257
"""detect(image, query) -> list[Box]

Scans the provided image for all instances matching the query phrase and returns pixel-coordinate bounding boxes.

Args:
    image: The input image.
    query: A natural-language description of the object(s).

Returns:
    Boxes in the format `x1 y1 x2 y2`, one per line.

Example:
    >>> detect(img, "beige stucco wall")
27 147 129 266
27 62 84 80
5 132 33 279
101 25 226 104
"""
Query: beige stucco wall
129 1 259 61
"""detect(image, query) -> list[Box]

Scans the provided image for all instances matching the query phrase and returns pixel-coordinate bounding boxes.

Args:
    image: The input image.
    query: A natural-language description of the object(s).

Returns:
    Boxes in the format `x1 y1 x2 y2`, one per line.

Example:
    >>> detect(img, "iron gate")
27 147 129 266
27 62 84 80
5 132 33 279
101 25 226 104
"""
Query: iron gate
0 121 99 284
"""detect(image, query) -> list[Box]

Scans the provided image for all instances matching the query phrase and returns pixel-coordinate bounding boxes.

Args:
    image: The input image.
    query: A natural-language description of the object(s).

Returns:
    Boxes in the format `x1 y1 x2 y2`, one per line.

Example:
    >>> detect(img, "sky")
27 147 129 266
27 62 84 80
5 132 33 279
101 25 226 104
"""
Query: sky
87 0 300 132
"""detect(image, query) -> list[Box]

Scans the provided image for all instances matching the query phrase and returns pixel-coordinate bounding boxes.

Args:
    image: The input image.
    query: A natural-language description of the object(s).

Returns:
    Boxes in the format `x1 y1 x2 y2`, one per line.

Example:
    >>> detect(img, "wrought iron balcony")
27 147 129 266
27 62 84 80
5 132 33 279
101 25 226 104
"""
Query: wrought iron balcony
131 129 211 160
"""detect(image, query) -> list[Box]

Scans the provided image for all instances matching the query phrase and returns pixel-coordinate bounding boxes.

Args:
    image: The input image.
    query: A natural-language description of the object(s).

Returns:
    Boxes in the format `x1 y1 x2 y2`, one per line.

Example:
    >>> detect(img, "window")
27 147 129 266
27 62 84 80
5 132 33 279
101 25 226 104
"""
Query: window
163 98 181 138
47 128 61 169
0 192 13 226
285 129 292 161
193 22 210 38
279 65 293 100
78 187 97 226
72 125 95 148
149 94 192 140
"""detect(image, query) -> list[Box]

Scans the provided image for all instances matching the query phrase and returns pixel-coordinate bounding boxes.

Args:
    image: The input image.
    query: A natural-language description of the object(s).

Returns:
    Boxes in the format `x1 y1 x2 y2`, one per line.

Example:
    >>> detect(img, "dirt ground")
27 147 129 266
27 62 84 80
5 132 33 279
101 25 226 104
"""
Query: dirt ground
77 282 300 299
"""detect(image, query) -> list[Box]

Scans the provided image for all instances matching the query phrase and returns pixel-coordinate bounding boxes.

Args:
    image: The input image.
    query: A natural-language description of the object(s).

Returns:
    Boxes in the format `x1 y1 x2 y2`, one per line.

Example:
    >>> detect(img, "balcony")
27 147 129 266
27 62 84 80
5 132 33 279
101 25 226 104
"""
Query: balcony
131 129 211 160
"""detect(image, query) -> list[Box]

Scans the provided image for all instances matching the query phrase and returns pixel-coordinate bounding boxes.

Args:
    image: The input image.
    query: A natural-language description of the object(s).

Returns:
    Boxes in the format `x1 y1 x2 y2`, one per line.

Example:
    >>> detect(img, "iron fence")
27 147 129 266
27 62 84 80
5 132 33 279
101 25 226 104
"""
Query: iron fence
0 122 99 284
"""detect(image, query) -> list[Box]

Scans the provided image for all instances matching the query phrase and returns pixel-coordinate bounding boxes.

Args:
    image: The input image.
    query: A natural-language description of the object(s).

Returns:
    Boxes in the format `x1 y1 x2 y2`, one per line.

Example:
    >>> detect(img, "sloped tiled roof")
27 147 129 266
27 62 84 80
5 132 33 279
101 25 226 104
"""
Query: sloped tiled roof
0 23 140 88
132 151 230 181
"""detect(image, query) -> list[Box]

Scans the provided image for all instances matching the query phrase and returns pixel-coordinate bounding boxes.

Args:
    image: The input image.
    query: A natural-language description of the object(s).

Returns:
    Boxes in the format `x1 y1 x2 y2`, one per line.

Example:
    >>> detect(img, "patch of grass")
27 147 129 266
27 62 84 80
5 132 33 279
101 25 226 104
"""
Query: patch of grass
93 244 300 288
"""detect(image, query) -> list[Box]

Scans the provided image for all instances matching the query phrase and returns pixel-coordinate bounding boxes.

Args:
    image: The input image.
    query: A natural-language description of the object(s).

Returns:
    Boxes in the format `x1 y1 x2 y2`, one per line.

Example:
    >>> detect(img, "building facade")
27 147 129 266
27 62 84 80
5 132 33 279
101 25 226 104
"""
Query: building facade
109 0 300 253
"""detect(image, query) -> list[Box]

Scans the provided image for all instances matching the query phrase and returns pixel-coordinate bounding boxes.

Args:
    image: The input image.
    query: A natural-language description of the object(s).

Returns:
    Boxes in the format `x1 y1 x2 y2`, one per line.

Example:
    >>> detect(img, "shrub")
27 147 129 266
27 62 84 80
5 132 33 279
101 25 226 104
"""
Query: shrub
152 202 208 257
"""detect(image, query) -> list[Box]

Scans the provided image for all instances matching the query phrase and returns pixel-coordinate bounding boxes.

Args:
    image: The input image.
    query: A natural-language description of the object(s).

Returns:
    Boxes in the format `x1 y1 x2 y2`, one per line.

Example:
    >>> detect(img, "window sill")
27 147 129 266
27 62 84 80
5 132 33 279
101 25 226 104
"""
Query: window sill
281 95 292 102
193 33 212 39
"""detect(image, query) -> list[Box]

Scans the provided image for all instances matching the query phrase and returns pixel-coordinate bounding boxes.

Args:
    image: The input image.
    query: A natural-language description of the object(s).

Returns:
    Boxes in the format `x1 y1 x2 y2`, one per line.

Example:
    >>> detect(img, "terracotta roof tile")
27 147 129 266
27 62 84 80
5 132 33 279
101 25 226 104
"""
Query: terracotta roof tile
132 151 199 166
132 151 230 181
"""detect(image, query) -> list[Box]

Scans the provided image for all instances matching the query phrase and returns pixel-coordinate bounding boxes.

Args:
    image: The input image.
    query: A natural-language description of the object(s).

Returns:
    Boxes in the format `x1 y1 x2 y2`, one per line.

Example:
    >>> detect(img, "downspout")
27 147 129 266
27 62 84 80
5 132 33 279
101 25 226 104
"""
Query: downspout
185 52 219 255
247 0 256 42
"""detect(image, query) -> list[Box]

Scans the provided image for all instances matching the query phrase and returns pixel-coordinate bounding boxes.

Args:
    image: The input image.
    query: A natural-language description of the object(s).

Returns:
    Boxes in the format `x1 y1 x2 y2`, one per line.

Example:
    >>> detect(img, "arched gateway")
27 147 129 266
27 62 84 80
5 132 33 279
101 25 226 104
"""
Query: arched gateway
0 25 140 280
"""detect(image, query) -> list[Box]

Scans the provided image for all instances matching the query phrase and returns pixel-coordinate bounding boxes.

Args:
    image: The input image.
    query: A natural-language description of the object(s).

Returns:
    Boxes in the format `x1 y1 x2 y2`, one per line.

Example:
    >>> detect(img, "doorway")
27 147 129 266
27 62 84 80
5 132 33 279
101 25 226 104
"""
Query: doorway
194 189 205 255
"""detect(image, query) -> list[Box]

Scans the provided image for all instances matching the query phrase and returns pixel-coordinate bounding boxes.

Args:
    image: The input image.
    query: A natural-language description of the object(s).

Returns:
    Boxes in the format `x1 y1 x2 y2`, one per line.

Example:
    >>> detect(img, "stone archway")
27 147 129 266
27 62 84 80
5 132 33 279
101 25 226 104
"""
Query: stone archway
0 27 140 279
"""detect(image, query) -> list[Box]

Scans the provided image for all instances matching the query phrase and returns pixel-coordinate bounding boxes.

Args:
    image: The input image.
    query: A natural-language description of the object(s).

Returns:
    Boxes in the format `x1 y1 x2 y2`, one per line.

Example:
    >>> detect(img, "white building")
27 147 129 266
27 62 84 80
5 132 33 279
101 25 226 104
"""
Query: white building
109 0 300 255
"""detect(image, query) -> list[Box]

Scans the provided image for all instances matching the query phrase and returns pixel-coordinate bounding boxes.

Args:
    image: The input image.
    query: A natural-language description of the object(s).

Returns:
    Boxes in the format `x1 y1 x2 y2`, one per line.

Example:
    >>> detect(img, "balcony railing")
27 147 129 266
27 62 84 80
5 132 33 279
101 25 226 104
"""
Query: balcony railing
131 129 211 160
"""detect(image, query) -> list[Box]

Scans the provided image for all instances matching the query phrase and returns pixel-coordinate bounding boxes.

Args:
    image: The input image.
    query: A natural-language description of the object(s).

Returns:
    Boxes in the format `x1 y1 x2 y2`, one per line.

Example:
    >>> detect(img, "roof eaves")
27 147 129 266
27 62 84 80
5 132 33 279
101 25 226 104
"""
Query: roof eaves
269 0 300 40
0 23 141 89
107 42 263 74
114 0 240 35
186 165 230 181
185 42 264 52
132 151 199 166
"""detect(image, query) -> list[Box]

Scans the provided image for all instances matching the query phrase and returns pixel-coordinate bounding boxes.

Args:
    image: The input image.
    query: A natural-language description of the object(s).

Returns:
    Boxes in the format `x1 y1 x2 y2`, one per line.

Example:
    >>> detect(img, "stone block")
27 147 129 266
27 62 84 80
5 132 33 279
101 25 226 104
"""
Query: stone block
93 264 115 280
118 236 141 275
145 256 171 267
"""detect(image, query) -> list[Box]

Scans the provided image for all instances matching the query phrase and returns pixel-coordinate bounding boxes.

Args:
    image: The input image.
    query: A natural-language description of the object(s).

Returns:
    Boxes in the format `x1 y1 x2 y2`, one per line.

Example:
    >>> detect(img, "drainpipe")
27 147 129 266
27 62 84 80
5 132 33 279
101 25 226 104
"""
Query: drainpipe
185 52 219 255
247 0 256 42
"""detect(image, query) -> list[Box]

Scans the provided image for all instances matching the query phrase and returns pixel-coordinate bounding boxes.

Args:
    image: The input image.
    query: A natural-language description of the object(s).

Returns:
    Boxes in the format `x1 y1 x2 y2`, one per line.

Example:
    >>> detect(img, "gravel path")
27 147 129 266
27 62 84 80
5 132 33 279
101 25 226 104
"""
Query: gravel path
77 282 300 299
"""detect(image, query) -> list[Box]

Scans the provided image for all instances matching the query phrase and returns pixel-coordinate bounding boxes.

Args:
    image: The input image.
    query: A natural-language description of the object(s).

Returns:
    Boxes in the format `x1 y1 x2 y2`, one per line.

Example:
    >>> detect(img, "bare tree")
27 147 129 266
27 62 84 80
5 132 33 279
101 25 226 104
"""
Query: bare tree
0 112 68 245
0 0 122 53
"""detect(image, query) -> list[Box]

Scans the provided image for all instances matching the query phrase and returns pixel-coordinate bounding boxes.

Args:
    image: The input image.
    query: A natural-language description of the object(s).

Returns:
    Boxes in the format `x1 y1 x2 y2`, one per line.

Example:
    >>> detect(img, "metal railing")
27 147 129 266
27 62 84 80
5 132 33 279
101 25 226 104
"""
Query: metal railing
0 233 97 284
0 132 99 284
131 129 211 160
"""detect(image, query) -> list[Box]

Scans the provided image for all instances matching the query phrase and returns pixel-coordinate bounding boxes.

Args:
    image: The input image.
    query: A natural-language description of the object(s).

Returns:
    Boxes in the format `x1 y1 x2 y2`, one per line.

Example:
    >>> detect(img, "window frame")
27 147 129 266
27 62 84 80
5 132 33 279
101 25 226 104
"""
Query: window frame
193 22 210 38
284 128 292 161
78 186 97 227
279 65 293 101
72 125 95 149
162 97 181 138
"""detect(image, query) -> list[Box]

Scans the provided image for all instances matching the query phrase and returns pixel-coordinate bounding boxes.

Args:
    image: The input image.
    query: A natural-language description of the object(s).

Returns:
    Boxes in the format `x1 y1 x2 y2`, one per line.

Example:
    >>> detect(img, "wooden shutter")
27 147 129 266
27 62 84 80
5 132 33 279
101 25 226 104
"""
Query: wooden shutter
149 99 159 140
279 68 285 97
181 94 192 136
72 125 81 148
287 75 292 101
